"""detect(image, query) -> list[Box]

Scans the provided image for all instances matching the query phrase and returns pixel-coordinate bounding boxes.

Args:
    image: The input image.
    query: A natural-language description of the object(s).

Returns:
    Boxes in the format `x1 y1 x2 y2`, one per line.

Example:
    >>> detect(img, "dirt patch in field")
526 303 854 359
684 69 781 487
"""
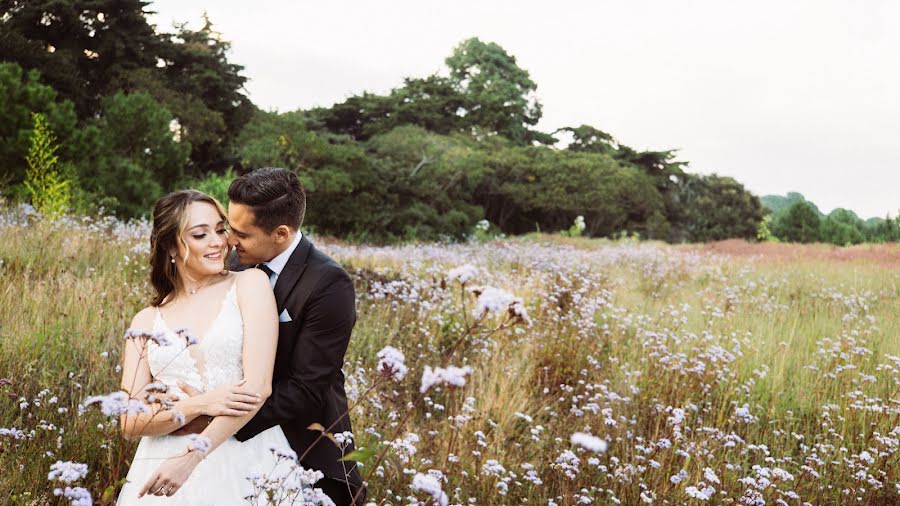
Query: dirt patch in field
680 240 900 267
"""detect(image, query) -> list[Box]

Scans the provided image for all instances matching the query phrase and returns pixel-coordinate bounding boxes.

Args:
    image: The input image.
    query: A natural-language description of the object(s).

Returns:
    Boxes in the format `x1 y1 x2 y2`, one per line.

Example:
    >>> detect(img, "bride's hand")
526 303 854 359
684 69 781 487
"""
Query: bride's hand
178 380 261 417
137 449 204 498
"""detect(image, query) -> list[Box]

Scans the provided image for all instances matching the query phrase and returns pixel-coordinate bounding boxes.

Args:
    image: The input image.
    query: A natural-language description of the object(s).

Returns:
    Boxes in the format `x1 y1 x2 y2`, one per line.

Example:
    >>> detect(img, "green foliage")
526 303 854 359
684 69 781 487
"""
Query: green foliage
180 168 236 206
820 209 865 246
23 113 71 219
762 193 896 245
445 37 542 144
678 174 765 242
1 6 890 244
757 215 778 242
73 92 190 218
0 62 79 187
560 215 586 238
2 3 250 173
477 146 663 237
760 192 822 216
771 201 822 243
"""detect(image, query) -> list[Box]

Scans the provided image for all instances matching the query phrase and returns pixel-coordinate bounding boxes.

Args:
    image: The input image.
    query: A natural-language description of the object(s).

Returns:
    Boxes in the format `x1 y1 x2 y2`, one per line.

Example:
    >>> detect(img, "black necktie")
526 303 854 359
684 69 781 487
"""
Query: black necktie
255 263 274 280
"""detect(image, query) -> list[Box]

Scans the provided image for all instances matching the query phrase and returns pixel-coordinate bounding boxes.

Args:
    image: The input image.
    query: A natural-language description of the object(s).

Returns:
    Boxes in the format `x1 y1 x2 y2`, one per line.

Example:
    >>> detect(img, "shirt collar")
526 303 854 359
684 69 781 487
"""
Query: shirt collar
263 231 302 277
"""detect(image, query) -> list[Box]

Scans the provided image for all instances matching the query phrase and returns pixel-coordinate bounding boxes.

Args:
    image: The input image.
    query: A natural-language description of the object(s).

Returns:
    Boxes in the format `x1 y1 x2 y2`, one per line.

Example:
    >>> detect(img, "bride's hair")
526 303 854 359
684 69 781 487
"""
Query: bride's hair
148 189 230 306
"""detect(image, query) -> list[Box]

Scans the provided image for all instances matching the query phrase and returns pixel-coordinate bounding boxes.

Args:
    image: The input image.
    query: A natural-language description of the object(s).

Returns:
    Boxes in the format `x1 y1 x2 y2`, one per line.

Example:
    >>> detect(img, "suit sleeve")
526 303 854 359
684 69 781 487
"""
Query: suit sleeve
235 267 355 441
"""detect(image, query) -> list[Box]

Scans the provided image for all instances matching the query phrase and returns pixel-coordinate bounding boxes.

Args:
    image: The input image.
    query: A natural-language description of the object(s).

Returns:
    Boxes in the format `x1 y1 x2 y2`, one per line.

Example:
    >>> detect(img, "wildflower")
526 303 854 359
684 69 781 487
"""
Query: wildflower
685 485 715 501
53 487 92 506
420 365 474 393
270 445 298 462
142 382 169 394
376 346 408 380
554 450 580 479
0 427 25 439
124 328 173 346
48 461 88 483
187 434 211 455
571 432 608 453
670 469 688 484
447 264 478 284
469 286 523 318
411 472 448 506
734 403 755 423
509 300 531 325
82 392 149 417
333 431 353 446
704 467 720 485
858 451 875 464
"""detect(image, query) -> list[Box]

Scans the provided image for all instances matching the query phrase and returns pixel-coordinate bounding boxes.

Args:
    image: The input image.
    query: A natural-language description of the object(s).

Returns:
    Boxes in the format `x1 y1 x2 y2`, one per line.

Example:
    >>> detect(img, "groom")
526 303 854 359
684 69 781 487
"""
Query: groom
179 168 364 504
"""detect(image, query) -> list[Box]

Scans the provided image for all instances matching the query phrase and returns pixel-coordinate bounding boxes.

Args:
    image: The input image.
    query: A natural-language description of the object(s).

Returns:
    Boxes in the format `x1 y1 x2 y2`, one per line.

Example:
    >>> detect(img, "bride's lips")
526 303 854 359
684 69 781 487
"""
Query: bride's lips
204 251 223 261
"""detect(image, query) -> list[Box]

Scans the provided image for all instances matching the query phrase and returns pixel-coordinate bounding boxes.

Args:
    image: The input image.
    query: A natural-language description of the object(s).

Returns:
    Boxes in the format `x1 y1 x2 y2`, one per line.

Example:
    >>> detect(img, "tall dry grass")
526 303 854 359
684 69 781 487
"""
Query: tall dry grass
1 209 898 504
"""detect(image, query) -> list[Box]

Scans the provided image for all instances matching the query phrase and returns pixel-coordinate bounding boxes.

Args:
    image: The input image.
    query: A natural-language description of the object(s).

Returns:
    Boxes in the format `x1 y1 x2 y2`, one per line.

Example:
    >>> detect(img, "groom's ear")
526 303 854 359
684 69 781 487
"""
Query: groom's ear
272 225 292 244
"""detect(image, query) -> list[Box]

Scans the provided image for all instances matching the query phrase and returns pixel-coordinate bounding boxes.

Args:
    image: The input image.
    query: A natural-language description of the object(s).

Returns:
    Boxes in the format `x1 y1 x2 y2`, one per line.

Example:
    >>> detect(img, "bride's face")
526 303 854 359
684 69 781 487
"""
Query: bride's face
173 202 229 277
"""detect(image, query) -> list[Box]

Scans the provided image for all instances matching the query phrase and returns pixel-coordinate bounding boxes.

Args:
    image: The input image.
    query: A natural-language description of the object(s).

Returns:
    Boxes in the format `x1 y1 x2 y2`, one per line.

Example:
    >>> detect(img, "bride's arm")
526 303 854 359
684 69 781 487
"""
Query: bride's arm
191 269 278 451
137 270 278 498
118 310 260 440
118 308 205 439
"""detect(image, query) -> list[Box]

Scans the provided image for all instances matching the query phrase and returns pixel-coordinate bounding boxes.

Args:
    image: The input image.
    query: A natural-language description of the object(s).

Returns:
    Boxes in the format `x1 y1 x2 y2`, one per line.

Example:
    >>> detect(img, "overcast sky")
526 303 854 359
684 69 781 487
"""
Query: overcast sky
149 0 899 219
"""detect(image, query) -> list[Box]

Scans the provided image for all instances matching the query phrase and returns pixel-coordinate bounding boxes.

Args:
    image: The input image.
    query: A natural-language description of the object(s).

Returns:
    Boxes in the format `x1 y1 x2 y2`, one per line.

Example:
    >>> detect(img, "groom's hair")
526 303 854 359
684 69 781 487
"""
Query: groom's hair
228 168 306 232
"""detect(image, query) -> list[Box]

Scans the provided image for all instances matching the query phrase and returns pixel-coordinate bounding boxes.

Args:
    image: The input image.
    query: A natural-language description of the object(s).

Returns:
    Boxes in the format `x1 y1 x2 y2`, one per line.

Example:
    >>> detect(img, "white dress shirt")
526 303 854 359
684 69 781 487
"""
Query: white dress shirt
260 231 302 289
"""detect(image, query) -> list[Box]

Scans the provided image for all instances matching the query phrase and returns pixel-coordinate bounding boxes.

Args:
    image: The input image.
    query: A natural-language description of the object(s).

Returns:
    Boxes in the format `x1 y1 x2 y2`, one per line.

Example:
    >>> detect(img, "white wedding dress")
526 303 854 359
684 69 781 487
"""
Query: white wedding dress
118 281 292 505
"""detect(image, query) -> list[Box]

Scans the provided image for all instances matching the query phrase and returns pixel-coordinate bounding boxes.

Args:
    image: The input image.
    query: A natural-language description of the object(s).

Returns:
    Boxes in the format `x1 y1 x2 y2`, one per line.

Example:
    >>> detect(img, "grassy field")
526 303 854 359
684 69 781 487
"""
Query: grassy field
1 205 898 505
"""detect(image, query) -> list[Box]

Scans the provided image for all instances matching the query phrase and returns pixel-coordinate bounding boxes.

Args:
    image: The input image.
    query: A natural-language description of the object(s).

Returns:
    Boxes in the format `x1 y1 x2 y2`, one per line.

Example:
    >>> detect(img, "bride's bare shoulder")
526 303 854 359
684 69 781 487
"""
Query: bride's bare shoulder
129 306 157 332
235 268 270 293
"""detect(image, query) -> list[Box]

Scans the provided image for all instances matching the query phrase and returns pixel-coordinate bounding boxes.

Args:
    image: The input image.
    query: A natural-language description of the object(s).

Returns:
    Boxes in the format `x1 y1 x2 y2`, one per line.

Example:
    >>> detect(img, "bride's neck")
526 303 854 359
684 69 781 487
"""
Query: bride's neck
176 271 221 296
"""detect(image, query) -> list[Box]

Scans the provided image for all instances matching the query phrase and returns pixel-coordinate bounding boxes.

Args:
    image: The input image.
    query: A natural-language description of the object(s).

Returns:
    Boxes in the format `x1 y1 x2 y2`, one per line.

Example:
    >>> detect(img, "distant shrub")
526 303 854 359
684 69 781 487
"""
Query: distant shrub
181 168 236 206
23 113 71 220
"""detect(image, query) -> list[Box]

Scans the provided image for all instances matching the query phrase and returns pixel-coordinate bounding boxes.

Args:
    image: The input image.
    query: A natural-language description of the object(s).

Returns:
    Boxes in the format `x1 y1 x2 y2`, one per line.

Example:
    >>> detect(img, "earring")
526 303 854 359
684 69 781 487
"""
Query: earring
171 256 175 264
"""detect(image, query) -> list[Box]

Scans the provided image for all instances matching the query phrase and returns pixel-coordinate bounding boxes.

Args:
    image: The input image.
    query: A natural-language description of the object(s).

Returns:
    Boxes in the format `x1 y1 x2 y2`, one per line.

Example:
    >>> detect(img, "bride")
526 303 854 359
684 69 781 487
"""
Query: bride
116 189 290 503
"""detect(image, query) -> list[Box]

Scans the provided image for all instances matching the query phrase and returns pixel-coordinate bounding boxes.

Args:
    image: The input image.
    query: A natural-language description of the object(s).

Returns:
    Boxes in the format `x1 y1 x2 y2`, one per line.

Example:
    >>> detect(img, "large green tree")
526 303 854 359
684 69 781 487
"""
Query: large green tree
678 174 765 242
0 0 161 116
445 38 543 144
820 208 865 246
772 201 822 243
78 92 191 217
1 2 251 173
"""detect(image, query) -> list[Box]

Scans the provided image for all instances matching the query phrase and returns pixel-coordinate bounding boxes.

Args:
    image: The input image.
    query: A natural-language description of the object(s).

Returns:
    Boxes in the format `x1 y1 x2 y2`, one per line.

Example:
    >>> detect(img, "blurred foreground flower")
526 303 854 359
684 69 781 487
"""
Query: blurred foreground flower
187 434 211 455
81 391 149 417
469 285 530 324
420 365 474 393
570 432 608 453
411 472 448 506
447 264 478 284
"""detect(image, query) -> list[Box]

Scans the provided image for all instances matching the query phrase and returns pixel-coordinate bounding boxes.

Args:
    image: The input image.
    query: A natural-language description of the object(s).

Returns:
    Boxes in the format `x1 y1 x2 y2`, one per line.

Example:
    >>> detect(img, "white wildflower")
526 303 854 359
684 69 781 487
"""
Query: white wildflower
48 461 88 483
376 346 408 380
420 365 474 393
411 472 448 506
571 432 608 453
447 264 478 284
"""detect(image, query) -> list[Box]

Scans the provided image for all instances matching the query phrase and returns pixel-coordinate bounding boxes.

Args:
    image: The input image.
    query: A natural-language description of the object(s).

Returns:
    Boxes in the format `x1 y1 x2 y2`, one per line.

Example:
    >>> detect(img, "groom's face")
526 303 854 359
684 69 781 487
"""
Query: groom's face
226 202 280 265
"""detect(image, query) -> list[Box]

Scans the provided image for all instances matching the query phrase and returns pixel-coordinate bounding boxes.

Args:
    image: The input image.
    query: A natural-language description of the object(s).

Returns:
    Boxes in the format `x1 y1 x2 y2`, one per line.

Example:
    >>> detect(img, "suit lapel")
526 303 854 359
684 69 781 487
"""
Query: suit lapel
273 234 312 314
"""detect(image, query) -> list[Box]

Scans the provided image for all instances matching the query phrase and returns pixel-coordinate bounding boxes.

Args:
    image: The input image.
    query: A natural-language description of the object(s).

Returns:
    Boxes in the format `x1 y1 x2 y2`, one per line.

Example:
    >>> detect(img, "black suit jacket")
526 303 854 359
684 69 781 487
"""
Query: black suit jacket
232 235 363 491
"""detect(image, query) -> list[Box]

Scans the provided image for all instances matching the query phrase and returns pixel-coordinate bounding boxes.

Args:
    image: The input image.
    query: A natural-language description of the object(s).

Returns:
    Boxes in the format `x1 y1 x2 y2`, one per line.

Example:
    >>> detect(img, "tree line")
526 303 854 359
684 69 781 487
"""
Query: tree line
1 1 896 244
760 193 900 245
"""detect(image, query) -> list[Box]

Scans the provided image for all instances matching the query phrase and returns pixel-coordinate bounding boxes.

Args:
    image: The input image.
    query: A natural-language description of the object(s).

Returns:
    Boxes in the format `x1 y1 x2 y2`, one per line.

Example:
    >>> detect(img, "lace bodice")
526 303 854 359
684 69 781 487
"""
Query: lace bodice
148 281 245 394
